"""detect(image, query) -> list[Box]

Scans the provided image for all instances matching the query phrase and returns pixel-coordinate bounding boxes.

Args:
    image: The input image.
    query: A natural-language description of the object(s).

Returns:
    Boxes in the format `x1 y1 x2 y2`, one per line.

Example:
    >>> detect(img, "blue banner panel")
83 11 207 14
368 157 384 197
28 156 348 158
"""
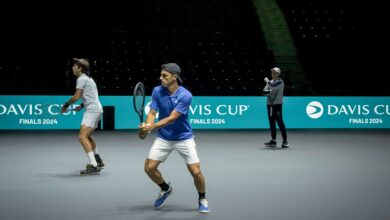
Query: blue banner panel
287 97 390 128
1 96 389 129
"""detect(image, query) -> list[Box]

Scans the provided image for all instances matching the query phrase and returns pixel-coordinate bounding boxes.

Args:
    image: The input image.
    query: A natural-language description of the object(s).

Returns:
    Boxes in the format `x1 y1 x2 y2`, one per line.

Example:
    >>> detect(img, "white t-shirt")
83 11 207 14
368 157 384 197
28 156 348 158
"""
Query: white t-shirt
76 74 103 113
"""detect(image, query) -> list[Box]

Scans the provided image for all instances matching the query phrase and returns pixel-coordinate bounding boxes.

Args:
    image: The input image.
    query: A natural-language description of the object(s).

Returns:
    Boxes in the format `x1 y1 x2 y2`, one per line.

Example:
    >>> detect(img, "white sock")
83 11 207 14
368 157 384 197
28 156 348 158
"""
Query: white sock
87 151 98 167
93 148 100 155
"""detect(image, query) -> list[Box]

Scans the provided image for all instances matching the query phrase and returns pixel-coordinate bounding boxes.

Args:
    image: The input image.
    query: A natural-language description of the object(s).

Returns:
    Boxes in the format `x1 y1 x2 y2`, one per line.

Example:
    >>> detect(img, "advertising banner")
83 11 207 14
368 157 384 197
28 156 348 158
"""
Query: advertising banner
1 96 389 129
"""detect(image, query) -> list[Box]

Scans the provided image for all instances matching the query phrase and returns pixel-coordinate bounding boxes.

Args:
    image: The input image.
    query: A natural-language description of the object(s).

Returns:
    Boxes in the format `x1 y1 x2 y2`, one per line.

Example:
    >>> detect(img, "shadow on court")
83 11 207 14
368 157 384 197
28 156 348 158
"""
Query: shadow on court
36 172 104 178
109 204 203 220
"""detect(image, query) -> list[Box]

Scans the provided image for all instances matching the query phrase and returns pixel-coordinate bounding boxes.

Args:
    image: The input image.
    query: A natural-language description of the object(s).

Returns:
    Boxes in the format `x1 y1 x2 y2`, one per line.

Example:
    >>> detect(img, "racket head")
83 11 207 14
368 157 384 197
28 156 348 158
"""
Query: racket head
133 82 146 123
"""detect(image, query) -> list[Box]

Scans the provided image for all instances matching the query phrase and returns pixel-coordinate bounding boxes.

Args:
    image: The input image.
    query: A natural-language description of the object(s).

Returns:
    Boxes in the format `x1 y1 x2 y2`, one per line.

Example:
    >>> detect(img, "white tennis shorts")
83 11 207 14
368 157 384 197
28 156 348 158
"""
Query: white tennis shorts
147 137 200 164
81 112 102 129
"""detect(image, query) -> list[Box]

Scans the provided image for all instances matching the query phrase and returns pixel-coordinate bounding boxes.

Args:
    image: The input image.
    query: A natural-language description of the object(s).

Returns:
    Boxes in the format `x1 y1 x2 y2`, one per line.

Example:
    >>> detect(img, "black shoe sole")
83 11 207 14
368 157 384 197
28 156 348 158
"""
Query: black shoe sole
80 168 101 175
80 169 101 175
80 172 100 175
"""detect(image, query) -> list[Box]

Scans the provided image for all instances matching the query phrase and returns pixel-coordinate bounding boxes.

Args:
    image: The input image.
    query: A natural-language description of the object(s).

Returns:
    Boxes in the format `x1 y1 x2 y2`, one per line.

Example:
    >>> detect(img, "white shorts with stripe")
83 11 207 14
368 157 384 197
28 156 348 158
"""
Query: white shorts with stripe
81 112 102 129
147 137 200 165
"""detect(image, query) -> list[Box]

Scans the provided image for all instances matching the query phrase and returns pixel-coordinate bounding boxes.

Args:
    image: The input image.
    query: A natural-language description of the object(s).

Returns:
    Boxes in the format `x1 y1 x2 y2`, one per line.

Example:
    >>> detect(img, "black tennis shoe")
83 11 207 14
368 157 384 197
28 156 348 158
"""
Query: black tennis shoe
264 140 277 147
80 164 101 175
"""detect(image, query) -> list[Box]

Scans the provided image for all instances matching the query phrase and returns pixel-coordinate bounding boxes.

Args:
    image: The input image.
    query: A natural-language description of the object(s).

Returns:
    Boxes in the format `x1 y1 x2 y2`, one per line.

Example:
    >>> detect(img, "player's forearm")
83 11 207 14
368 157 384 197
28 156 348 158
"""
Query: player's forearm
149 116 176 131
145 113 156 125
65 96 79 105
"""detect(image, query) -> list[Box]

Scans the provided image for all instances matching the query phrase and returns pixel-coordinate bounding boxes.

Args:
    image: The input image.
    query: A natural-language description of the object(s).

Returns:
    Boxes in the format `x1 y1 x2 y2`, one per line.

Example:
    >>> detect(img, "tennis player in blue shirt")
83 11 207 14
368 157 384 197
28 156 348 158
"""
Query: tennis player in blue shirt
139 63 210 213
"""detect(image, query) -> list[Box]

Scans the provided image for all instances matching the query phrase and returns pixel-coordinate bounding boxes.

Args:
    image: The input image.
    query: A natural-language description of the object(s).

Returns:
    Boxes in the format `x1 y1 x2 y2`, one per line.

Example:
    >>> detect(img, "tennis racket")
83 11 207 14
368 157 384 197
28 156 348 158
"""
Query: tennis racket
133 82 146 124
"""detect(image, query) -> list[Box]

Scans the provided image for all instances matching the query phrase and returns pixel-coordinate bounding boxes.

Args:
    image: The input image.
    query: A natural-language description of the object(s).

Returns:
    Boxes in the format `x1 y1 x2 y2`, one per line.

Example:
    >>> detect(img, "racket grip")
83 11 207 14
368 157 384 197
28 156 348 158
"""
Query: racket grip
146 124 151 134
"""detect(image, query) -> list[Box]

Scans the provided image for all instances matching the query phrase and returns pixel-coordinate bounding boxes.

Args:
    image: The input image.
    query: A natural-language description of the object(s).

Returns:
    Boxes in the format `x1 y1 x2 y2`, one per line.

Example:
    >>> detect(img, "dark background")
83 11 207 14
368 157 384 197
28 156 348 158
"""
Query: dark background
0 0 385 96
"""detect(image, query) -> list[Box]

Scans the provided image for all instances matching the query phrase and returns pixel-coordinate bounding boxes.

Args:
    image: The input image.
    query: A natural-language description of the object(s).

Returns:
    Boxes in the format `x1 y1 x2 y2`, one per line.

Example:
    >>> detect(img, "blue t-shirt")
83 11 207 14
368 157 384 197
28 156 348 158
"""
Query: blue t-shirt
150 85 193 141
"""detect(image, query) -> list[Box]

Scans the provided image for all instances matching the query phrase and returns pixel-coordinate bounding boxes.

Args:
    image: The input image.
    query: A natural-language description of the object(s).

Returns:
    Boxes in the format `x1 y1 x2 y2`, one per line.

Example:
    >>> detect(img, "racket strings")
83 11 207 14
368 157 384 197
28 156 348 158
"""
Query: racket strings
133 82 146 124
134 89 145 113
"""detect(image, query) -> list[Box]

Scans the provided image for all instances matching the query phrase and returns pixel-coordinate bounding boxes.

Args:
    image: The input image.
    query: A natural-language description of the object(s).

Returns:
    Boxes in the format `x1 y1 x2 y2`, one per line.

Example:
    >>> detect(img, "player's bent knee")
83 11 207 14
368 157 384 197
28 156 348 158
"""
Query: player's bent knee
144 164 157 173
78 134 88 142
190 169 202 177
